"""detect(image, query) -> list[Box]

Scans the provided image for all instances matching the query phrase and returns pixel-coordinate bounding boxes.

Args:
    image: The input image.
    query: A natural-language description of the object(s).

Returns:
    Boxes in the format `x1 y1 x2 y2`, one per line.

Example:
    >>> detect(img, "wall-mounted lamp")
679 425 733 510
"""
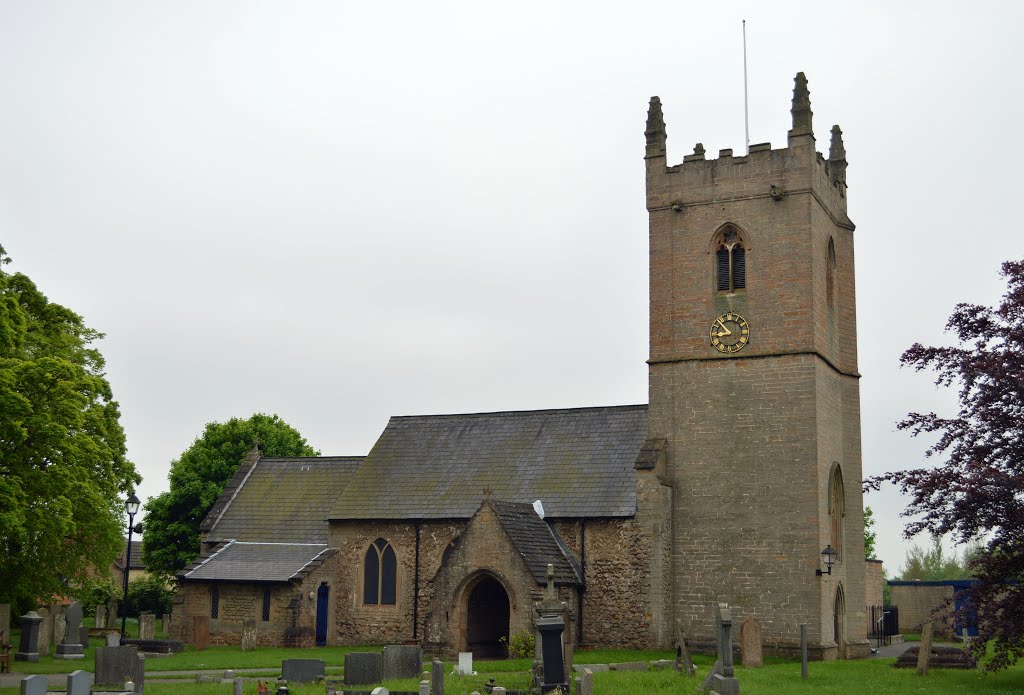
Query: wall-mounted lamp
816 545 837 576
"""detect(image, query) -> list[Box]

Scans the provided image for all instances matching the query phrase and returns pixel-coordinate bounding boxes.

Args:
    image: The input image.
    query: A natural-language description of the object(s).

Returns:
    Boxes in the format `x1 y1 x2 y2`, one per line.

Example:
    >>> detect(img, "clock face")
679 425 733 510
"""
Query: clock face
710 313 750 354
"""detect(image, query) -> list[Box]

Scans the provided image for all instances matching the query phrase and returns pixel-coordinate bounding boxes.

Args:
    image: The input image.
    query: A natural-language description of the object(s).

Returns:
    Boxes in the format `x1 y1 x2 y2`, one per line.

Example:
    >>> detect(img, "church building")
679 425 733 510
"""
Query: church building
170 73 869 660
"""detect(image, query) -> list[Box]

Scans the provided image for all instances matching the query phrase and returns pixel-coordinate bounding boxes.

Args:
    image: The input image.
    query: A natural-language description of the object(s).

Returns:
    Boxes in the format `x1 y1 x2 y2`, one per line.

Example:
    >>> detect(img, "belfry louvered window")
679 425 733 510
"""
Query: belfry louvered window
363 538 397 605
715 228 746 293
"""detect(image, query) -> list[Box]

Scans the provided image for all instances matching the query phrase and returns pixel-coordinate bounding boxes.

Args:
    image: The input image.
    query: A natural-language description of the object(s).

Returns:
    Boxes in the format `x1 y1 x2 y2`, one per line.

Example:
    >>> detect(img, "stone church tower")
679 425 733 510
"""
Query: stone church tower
645 74 869 658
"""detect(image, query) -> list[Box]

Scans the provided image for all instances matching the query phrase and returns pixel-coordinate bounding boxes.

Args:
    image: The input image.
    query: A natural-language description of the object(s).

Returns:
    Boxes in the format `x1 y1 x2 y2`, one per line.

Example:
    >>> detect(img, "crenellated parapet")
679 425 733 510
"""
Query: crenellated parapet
645 73 853 231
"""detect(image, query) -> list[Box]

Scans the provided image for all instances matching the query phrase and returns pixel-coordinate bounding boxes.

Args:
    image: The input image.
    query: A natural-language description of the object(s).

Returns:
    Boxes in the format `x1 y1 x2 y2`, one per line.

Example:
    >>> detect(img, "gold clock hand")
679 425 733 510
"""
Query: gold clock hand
715 319 731 336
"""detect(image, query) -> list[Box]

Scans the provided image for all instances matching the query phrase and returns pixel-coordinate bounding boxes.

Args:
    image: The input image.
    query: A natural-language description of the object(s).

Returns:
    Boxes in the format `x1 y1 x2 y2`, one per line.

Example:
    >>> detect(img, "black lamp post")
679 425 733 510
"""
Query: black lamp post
121 491 141 641
816 544 837 576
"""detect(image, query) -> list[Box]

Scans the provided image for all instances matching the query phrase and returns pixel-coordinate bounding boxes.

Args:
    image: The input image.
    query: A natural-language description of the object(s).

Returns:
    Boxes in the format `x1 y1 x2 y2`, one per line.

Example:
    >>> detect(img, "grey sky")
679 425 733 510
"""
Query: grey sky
1 1 1021 574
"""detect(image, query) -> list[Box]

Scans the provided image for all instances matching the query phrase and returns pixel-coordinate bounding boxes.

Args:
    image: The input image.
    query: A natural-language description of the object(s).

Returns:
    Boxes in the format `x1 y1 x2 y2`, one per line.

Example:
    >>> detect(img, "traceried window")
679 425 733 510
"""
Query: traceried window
829 465 846 561
715 227 746 293
210 585 220 619
827 237 837 308
363 538 398 606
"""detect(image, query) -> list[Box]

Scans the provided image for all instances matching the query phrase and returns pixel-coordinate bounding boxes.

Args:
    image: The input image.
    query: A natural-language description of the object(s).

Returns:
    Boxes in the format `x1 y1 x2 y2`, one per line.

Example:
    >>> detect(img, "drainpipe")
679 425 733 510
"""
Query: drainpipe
413 522 421 641
578 519 586 645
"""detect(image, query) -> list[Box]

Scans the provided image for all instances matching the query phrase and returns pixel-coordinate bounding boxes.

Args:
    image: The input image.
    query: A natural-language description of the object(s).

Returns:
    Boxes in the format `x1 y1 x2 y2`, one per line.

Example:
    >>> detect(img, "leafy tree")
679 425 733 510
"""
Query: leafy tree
126 574 175 615
143 413 318 576
72 576 119 610
896 535 975 581
864 506 877 559
0 245 138 606
867 259 1024 670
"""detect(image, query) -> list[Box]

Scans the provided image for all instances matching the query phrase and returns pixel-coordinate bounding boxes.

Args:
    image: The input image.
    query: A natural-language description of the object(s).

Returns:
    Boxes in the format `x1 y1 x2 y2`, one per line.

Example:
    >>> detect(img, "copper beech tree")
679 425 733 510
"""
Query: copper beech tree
867 259 1024 670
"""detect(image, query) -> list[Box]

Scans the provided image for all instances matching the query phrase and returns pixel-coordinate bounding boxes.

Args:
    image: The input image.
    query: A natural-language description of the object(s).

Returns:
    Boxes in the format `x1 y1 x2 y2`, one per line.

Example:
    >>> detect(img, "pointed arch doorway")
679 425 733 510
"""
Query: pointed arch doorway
466 574 510 658
833 585 847 659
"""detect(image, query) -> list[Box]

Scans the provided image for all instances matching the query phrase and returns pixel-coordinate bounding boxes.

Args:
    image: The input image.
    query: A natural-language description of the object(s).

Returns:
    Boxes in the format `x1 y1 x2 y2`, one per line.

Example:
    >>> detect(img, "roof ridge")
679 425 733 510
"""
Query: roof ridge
258 456 365 462
390 403 648 421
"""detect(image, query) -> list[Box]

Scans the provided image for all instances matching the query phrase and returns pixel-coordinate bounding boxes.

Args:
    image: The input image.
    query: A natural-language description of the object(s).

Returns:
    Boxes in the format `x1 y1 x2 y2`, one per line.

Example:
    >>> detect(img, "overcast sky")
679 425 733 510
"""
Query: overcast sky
2 1 1022 574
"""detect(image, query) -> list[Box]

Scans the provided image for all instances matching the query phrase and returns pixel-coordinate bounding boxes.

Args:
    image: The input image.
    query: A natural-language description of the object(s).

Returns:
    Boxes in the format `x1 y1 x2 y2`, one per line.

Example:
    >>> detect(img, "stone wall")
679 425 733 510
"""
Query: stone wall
890 583 954 636
864 560 884 609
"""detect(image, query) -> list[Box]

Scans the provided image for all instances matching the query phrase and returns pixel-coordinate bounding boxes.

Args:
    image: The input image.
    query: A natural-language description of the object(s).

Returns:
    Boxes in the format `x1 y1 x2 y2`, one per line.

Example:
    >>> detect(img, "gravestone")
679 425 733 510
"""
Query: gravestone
493 688 506 695
107 598 118 631
534 564 568 694
106 632 121 646
134 652 146 693
241 619 257 651
800 624 808 679
457 651 472 675
739 617 763 667
193 615 210 650
710 603 739 695
917 621 933 676
371 689 389 695
54 605 68 647
579 667 594 695
382 644 422 679
36 607 51 656
345 652 382 685
95 645 141 688
162 613 171 632
67 669 91 695
139 612 155 640
233 678 243 695
56 601 85 659
15 611 43 662
419 680 430 695
95 604 107 629
675 619 695 675
0 603 9 638
19 674 47 695
282 658 326 683
431 658 444 695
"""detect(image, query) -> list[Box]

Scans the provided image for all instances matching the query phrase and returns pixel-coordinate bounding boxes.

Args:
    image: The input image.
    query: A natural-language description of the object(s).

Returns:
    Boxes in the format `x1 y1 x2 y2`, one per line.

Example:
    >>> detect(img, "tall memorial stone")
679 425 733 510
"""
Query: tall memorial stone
710 604 740 695
534 564 568 694
139 612 155 640
106 598 118 632
53 605 67 647
56 602 86 660
739 617 763 667
36 606 51 656
95 604 107 629
15 611 43 662
194 615 210 650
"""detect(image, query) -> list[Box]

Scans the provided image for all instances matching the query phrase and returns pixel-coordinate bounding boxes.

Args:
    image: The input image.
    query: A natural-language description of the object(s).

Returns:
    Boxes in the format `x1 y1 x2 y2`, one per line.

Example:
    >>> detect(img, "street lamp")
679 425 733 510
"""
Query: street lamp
816 544 837 576
121 491 141 641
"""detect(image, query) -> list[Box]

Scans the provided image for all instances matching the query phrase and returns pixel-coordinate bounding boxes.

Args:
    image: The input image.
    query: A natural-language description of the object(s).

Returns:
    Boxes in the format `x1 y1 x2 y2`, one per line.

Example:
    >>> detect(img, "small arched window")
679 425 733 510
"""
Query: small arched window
363 538 398 606
714 227 747 293
441 538 458 567
210 585 220 619
829 465 846 561
827 237 837 308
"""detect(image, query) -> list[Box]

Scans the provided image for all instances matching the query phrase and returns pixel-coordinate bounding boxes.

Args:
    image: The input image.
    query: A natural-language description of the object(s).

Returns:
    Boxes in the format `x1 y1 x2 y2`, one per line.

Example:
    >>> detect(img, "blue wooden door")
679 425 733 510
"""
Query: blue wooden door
315 584 329 646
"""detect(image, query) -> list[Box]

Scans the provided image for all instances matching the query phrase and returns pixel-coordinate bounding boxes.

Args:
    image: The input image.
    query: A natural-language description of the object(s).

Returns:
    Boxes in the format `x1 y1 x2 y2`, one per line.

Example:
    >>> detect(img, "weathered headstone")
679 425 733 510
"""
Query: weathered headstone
917 621 933 676
710 603 739 695
79 625 90 648
193 615 210 650
53 605 67 647
95 645 140 688
739 617 763 667
457 651 473 675
139 612 155 640
67 669 91 695
107 598 118 631
36 606 51 656
579 667 594 695
241 619 257 651
344 652 382 685
106 632 121 646
162 613 171 633
419 680 430 695
134 652 146 693
56 601 85 659
95 604 107 629
19 674 48 695
233 678 243 695
800 624 808 679
493 688 506 695
282 658 326 683
674 619 695 675
0 603 10 637
382 644 422 679
431 658 444 695
370 688 389 695
15 611 43 662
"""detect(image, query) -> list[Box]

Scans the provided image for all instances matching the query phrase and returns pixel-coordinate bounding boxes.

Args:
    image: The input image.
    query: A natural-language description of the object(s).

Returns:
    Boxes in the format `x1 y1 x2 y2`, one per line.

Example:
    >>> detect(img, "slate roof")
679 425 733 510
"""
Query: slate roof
330 405 647 520
180 541 336 583
114 540 145 571
206 457 363 544
488 500 582 586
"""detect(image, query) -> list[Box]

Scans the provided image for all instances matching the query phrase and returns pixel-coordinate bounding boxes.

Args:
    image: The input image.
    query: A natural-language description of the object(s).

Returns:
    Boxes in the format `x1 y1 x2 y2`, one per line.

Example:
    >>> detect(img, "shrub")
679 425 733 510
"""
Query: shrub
500 630 536 659
72 576 119 609
126 574 175 615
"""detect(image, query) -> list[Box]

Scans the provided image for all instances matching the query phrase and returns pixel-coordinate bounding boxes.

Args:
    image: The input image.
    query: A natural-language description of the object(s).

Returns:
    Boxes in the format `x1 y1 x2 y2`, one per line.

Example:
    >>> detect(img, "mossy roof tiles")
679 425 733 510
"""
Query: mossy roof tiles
329 405 646 520
207 457 363 544
488 500 581 585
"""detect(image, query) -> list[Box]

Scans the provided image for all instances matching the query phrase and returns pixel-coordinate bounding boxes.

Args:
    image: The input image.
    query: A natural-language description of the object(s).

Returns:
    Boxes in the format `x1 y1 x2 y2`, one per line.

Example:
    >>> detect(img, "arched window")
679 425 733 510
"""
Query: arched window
210 585 219 619
829 465 846 561
441 538 458 567
363 538 398 606
827 237 837 308
714 227 747 293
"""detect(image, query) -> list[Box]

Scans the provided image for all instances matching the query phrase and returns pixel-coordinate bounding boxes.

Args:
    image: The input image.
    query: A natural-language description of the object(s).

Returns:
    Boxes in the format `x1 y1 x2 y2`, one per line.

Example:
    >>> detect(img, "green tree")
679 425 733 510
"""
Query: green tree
143 413 317 575
864 506 877 559
0 245 139 606
126 574 175 615
897 535 976 581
